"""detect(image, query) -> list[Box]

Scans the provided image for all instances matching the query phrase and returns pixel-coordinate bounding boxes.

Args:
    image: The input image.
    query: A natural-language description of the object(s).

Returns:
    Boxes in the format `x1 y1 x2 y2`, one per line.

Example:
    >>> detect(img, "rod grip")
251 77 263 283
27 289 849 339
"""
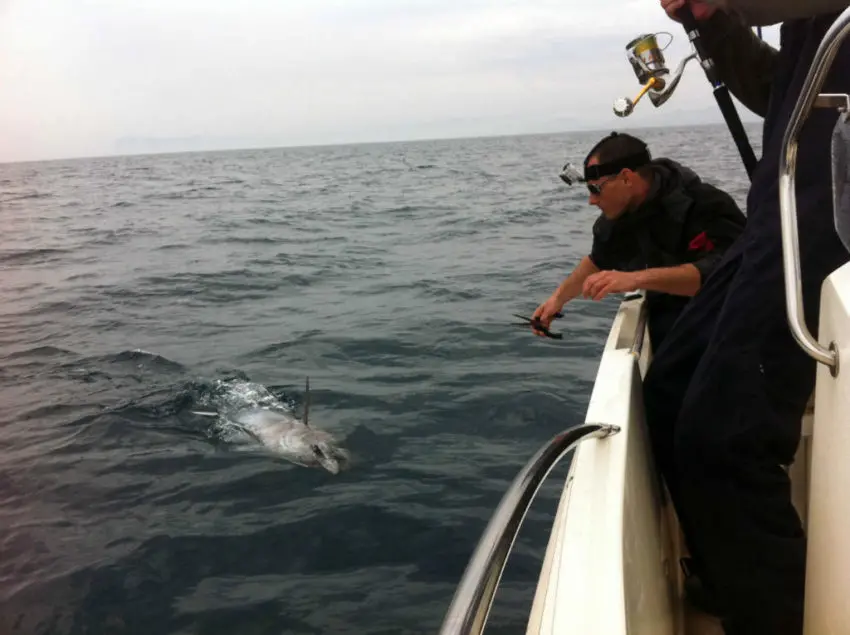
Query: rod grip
675 5 719 86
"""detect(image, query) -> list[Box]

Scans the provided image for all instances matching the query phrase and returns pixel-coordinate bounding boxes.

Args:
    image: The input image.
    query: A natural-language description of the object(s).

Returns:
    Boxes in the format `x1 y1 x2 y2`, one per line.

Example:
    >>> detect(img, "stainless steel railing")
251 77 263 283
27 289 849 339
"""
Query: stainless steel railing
778 6 850 372
437 423 620 635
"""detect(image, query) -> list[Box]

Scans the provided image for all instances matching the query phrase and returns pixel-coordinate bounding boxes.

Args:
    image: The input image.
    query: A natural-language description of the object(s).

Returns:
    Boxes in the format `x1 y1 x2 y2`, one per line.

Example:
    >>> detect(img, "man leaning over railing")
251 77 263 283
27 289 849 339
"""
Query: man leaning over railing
531 131 746 349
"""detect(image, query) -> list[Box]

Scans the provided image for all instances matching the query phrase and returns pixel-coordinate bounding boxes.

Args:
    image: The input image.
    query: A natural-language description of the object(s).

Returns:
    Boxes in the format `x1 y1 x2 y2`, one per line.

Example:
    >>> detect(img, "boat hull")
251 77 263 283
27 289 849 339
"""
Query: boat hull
803 261 850 633
526 294 682 635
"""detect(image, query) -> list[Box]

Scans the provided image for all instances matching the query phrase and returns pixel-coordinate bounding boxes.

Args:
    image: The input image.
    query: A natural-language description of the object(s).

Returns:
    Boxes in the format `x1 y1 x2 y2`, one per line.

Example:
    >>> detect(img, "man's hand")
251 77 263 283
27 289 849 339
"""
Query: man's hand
530 296 565 336
660 0 719 22
582 270 640 301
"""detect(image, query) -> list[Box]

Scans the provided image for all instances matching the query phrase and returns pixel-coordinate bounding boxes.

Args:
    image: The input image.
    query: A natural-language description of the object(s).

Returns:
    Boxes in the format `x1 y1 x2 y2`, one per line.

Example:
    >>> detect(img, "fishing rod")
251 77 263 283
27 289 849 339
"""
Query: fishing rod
676 6 758 178
612 6 759 180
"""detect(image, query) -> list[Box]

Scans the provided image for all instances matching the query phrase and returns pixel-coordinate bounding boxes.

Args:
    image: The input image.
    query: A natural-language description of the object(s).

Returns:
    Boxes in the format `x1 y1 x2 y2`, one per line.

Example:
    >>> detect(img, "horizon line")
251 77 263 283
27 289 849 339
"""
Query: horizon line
0 119 759 167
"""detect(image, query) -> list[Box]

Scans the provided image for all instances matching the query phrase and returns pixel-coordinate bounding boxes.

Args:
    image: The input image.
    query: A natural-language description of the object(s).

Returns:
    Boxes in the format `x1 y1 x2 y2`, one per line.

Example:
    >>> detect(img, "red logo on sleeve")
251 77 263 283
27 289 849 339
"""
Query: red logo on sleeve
689 231 715 252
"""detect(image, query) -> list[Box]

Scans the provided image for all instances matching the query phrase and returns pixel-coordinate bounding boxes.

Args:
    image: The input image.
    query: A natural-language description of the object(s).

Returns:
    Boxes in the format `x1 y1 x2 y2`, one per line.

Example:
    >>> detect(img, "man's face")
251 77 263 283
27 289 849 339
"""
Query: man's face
585 156 633 220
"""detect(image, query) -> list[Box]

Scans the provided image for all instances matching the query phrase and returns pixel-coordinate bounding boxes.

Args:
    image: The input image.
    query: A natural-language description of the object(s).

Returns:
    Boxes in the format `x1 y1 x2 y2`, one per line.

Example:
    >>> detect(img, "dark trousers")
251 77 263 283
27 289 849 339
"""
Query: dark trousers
642 15 850 635
644 242 814 634
646 297 688 353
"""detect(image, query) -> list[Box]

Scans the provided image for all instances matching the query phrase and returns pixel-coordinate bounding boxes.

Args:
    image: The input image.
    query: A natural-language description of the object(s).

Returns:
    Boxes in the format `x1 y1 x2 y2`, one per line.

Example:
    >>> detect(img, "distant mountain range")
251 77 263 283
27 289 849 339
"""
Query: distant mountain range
113 105 763 157
113 135 262 155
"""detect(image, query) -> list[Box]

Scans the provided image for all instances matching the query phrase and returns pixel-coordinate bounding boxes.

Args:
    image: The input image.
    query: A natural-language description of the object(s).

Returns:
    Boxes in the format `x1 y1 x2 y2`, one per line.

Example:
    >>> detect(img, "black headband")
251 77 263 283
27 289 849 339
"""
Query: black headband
584 150 651 181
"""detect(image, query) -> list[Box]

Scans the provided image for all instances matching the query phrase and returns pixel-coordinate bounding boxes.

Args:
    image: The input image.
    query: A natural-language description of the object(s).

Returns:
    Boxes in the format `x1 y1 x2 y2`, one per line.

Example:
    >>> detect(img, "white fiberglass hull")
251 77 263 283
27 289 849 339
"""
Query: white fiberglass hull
525 293 685 635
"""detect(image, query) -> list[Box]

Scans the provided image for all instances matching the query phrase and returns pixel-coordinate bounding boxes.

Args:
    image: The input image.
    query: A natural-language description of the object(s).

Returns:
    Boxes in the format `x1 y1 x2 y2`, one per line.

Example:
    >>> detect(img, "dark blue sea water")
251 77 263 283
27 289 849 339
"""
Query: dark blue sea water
0 125 757 635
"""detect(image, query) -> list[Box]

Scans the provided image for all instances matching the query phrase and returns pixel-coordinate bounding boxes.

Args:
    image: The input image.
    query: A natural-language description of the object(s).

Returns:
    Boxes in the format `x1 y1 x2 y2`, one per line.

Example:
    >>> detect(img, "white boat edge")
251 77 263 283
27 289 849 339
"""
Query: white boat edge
801 261 850 633
523 290 675 635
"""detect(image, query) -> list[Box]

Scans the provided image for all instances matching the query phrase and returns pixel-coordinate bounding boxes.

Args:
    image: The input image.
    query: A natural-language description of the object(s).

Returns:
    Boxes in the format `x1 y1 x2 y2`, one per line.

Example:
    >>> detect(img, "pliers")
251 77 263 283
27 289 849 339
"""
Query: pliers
511 312 564 339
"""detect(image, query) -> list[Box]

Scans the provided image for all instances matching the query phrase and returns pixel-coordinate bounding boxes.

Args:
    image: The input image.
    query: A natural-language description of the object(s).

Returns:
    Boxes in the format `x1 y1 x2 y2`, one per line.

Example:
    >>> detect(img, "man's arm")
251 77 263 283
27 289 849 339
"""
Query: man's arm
698 11 780 117
552 255 601 305
532 256 601 327
582 264 701 301
634 264 702 296
715 0 850 26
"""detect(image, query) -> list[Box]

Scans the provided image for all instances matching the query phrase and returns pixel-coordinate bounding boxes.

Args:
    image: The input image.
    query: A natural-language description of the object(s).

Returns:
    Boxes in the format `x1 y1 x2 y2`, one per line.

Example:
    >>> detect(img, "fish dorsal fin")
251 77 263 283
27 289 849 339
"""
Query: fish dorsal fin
304 376 311 427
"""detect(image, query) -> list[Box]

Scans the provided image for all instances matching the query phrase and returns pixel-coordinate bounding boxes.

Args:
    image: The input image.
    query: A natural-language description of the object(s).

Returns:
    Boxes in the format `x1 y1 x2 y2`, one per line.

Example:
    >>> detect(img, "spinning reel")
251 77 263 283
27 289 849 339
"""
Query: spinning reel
613 32 696 117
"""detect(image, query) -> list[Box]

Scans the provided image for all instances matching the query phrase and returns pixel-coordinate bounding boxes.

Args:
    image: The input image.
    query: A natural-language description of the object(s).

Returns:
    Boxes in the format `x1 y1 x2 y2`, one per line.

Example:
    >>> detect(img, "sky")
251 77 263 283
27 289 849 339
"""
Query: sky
0 0 781 163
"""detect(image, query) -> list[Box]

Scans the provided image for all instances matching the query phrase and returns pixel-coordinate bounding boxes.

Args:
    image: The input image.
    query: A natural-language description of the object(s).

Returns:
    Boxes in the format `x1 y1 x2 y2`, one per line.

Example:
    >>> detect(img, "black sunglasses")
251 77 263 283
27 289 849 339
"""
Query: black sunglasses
586 178 611 196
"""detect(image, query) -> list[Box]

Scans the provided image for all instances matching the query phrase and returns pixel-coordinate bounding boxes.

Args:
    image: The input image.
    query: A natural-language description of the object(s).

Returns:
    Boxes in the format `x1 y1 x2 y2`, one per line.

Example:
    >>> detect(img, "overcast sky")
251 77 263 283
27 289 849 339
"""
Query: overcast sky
0 0 780 163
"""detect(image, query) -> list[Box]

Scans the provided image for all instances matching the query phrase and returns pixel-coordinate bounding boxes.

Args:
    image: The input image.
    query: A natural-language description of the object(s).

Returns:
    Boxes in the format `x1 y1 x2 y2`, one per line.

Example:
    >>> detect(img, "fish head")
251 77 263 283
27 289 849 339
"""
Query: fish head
309 440 349 474
289 429 350 474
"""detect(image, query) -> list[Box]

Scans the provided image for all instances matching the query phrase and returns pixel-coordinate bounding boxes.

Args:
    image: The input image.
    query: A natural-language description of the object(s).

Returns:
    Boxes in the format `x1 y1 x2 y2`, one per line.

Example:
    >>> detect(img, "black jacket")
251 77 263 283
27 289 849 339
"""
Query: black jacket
588 158 747 291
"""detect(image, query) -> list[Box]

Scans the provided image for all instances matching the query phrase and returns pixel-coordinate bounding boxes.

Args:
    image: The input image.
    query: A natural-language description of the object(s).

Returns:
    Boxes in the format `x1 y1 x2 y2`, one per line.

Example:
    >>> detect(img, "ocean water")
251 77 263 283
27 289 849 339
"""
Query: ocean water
0 124 758 635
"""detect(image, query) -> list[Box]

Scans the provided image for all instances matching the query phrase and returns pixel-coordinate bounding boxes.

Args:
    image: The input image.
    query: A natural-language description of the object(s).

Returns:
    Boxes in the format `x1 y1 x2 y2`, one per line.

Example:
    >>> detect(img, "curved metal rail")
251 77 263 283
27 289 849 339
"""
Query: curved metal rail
778 6 850 371
437 423 621 635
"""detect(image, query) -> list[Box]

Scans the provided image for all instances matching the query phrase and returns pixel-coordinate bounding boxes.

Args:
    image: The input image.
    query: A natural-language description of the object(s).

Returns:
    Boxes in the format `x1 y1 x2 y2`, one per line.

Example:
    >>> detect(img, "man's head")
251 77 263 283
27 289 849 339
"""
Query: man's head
582 132 655 220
